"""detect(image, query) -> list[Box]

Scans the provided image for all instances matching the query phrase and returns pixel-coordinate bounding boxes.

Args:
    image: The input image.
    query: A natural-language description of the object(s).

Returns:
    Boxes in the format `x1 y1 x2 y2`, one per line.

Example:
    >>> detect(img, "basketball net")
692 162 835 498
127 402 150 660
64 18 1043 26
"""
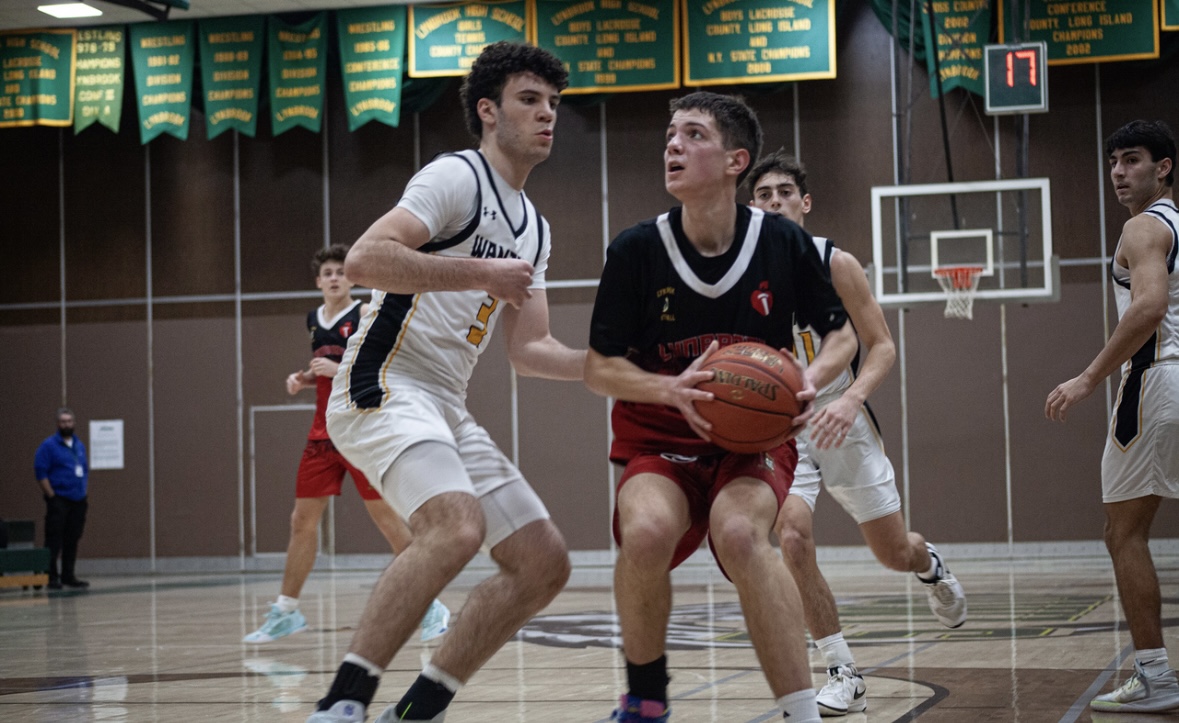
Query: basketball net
933 266 983 320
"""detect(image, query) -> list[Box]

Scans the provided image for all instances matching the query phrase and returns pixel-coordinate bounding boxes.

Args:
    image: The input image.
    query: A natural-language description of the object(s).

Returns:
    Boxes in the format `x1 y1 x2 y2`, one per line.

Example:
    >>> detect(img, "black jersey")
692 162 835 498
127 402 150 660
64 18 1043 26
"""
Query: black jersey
589 205 848 462
306 300 363 440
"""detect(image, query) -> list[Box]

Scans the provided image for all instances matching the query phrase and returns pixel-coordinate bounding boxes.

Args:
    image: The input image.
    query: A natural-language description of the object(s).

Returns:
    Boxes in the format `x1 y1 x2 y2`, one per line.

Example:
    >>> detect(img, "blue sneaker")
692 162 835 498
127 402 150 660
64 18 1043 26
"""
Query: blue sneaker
611 694 670 722
420 599 450 642
243 604 308 643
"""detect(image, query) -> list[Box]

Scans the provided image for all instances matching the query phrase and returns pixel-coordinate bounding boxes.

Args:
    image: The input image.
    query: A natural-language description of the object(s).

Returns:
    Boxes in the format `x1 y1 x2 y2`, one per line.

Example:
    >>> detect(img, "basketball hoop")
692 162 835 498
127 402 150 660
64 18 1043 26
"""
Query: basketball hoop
933 266 984 320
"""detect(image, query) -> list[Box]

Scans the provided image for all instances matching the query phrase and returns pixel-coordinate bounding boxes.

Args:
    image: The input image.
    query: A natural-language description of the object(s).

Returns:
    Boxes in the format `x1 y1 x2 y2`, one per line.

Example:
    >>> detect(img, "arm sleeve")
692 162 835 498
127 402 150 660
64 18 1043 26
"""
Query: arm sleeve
792 227 848 337
589 231 644 357
396 155 479 241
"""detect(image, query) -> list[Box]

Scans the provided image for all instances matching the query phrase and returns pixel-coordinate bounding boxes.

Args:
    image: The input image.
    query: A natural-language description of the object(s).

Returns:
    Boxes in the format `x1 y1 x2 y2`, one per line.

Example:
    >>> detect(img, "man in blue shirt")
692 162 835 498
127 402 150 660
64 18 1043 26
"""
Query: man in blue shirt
34 408 90 590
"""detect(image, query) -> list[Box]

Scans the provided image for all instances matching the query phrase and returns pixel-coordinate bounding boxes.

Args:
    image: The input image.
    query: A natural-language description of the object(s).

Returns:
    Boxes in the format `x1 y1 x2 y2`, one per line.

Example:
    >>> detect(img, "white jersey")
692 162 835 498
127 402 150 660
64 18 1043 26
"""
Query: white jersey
791 235 855 405
334 149 550 407
1111 198 1179 371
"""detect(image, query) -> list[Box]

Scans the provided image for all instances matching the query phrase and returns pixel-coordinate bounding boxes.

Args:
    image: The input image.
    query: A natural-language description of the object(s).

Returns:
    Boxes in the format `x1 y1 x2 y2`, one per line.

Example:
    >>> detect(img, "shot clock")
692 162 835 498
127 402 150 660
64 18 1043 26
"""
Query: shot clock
984 42 1048 115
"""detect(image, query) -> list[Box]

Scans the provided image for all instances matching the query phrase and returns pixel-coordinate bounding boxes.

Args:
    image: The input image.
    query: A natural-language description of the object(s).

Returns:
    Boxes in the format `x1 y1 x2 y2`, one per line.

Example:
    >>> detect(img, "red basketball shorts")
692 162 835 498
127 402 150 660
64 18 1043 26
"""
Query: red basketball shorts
295 439 382 501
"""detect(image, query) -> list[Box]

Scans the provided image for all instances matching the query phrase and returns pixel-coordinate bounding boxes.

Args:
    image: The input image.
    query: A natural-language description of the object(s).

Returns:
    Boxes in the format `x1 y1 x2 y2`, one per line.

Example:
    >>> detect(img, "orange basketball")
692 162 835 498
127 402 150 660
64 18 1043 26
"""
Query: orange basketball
694 342 804 454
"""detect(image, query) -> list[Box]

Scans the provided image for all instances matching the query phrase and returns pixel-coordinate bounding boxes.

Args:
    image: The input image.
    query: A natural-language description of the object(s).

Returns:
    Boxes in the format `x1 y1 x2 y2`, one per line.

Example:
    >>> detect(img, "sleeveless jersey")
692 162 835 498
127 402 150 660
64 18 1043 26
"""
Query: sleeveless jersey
1111 198 1179 371
590 205 847 462
790 235 857 406
307 300 363 440
338 149 550 407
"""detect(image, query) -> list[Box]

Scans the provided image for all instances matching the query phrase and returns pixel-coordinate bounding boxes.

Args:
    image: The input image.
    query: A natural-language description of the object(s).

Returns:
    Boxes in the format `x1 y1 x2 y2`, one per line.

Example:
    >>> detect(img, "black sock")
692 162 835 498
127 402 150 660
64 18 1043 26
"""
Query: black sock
626 655 669 703
393 674 456 720
315 662 380 711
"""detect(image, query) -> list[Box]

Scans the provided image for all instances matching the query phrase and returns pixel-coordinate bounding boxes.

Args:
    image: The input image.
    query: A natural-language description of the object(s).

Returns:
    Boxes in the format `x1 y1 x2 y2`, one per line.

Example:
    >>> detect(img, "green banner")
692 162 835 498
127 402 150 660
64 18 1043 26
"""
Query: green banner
683 0 835 85
129 21 194 143
0 30 76 128
199 16 264 139
409 1 528 77
73 26 124 134
999 0 1158 65
268 13 327 136
534 0 678 93
1165 0 1179 31
921 0 989 97
337 6 407 130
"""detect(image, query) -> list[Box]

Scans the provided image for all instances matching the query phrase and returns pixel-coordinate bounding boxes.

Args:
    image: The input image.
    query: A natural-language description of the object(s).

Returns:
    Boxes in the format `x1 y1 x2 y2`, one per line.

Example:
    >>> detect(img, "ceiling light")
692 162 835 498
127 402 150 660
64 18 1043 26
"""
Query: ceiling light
38 3 104 18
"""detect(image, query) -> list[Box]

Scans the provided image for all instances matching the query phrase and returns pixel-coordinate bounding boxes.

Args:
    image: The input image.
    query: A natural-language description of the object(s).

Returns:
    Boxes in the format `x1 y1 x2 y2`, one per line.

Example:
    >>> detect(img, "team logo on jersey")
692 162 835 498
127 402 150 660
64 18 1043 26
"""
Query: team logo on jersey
751 282 773 316
339 321 354 338
658 286 675 322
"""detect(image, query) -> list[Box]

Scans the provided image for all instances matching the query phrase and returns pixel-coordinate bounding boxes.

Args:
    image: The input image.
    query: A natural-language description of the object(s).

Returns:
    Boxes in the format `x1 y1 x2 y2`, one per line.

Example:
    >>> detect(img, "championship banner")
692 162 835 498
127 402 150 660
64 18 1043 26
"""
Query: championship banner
1164 0 1179 31
268 13 327 135
199 16 264 139
533 0 679 94
73 26 124 134
683 0 835 85
999 0 1158 65
129 21 195 143
408 0 528 77
920 0 989 97
0 29 76 128
337 6 407 130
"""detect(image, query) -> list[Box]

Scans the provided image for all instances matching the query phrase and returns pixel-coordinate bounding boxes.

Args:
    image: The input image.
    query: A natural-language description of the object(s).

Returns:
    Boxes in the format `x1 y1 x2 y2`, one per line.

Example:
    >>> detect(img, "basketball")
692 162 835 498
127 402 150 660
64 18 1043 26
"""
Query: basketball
695 342 804 454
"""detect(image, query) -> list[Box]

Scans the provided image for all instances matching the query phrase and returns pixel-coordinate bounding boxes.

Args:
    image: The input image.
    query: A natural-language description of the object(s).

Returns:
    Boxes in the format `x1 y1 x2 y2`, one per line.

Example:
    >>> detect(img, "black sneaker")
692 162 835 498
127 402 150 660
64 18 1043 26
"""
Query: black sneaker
62 577 90 588
48 578 63 590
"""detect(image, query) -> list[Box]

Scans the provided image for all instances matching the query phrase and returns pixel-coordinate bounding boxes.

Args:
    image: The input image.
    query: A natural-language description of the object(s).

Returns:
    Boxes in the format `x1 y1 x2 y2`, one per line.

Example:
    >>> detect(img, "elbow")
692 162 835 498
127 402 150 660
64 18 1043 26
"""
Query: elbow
344 243 374 287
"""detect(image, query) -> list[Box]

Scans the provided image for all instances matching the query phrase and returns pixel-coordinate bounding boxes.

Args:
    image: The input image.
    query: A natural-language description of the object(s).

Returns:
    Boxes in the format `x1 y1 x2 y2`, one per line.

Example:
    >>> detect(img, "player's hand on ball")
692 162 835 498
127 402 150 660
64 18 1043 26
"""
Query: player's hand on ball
677 341 720 441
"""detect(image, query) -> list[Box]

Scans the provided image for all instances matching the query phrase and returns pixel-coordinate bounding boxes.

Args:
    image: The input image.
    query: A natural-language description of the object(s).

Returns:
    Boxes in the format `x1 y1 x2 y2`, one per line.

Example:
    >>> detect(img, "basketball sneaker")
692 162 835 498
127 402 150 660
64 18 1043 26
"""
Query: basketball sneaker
306 699 366 722
373 705 447 722
243 603 308 643
919 543 967 629
1091 661 1179 713
816 664 867 716
611 694 670 722
420 599 450 642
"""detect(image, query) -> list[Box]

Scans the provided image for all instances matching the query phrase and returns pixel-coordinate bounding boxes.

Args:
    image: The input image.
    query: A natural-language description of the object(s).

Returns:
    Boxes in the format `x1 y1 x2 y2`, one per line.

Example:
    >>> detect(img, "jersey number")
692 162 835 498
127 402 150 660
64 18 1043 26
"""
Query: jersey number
796 330 817 364
466 297 499 346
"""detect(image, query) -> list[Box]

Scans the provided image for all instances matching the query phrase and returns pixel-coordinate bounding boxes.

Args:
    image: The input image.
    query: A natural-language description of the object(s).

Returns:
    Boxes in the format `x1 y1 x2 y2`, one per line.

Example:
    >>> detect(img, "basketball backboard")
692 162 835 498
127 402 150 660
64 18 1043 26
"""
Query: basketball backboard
870 178 1057 308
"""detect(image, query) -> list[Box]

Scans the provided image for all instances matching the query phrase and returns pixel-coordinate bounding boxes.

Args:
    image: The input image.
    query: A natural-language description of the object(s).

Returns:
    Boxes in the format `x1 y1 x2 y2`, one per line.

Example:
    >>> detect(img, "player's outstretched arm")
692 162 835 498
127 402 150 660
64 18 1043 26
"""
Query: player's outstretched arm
502 290 586 380
585 345 718 437
347 207 535 307
1047 216 1171 422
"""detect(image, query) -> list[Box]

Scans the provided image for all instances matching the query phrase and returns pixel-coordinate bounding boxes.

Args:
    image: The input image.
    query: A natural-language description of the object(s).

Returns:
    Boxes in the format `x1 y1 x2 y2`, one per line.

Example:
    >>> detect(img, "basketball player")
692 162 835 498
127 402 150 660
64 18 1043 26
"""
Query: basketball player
245 244 450 646
585 92 859 723
1047 119 1179 713
747 151 967 716
306 42 584 723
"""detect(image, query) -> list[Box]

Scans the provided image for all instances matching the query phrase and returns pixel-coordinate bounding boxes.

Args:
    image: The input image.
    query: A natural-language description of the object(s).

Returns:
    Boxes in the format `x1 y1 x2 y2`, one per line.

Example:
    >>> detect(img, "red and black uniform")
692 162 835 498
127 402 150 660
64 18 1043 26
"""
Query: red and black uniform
589 205 848 567
296 301 381 500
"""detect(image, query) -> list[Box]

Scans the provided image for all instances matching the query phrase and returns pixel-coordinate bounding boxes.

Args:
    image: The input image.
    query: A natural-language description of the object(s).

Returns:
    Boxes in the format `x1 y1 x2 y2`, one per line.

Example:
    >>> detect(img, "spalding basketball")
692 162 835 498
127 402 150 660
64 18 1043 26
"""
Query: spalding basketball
695 342 804 454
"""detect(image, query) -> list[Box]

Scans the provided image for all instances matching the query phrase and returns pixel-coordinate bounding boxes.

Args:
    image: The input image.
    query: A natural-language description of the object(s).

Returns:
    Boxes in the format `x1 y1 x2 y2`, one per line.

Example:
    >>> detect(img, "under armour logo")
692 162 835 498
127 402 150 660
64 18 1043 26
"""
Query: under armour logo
483 207 498 220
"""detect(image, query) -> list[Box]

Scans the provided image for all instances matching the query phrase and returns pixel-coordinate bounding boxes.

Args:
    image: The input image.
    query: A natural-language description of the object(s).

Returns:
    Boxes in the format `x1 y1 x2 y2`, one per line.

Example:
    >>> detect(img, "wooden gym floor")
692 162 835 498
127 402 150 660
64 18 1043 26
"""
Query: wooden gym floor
1 555 1177 722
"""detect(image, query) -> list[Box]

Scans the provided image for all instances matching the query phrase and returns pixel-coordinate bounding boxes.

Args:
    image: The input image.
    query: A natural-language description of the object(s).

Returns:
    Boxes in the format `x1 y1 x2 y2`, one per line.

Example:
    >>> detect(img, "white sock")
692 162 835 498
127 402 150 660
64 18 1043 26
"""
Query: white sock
917 548 941 582
276 595 299 613
1136 648 1171 678
344 653 384 678
815 632 855 670
423 663 463 693
776 688 820 722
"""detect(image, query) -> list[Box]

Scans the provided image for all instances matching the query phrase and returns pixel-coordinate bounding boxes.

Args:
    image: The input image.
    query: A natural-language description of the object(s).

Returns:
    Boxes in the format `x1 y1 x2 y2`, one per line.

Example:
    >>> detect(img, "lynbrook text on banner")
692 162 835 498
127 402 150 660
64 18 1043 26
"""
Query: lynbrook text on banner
337 6 407 130
73 26 124 134
130 21 195 143
0 29 76 128
683 0 834 85
533 0 679 94
408 0 528 77
268 13 328 135
199 16 264 139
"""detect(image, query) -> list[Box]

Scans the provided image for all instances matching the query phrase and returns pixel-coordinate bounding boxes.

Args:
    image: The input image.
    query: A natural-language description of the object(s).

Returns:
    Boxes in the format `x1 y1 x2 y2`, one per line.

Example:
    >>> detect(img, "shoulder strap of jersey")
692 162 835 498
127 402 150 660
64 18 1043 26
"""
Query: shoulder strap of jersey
534 213 548 267
419 150 482 253
1143 200 1179 273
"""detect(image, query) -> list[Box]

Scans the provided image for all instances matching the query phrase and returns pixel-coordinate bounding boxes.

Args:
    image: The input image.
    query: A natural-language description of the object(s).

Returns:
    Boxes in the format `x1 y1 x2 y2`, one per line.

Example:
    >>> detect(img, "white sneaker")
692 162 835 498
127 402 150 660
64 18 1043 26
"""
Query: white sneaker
243 604 308 643
306 699 366 722
816 664 867 716
920 543 967 628
374 705 447 722
1091 661 1179 713
420 599 450 642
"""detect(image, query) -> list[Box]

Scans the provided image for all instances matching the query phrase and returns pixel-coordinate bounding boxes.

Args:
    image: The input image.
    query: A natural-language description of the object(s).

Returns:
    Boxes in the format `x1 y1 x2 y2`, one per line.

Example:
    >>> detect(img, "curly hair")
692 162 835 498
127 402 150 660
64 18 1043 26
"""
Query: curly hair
746 148 807 196
311 244 350 275
1105 120 1176 186
669 92 763 186
460 41 569 139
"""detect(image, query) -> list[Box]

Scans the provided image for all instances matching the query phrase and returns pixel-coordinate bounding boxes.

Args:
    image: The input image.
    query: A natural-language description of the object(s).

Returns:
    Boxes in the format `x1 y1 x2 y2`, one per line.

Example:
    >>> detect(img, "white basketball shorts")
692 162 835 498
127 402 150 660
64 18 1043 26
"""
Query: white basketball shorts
1102 362 1179 503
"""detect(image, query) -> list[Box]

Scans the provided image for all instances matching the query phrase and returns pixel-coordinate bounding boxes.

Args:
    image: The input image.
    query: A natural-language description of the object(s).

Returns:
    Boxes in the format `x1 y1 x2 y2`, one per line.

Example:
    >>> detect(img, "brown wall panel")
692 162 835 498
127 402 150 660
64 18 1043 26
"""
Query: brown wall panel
604 90 679 240
1 127 60 306
63 322 150 557
152 317 239 556
252 410 313 554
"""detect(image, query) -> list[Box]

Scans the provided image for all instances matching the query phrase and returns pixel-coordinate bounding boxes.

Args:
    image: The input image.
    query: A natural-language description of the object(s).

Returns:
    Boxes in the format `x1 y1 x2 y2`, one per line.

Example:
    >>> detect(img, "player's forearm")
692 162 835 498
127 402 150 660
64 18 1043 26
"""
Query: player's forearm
585 351 675 404
346 237 493 295
510 337 586 380
841 338 895 407
806 321 857 390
